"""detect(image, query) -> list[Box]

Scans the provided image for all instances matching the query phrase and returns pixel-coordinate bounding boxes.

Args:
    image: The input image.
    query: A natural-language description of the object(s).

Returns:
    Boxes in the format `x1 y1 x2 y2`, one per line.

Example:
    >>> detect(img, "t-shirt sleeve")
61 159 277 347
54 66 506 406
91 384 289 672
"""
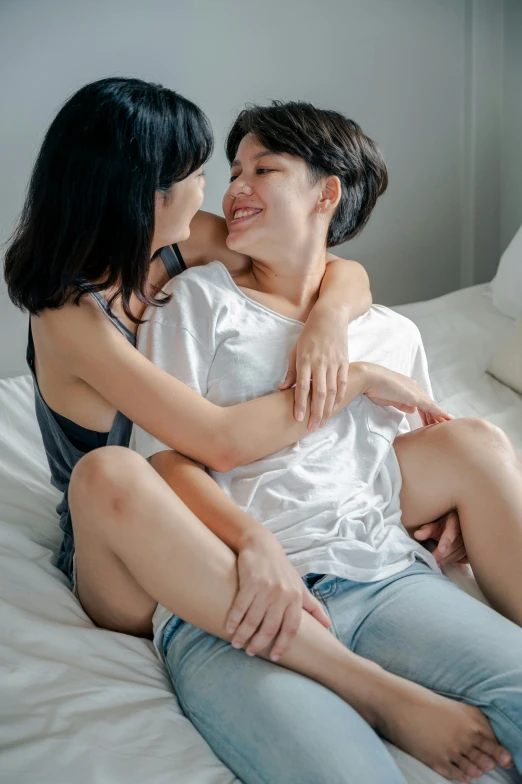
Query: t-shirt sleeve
397 323 433 435
131 284 215 461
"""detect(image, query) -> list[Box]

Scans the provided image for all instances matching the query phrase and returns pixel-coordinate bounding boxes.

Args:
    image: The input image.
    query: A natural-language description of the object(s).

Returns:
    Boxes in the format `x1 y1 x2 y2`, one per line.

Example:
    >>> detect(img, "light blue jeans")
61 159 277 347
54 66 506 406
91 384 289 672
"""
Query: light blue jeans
160 560 522 784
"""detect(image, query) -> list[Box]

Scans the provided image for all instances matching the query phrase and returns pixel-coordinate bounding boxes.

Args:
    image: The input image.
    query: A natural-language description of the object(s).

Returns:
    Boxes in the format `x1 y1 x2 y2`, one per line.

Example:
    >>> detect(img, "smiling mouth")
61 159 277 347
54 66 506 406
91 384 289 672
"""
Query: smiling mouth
231 208 262 224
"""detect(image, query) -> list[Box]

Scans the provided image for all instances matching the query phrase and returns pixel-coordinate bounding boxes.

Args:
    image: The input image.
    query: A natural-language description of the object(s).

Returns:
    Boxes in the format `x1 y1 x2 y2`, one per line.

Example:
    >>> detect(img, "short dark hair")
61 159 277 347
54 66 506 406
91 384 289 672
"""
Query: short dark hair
225 101 387 247
4 76 213 321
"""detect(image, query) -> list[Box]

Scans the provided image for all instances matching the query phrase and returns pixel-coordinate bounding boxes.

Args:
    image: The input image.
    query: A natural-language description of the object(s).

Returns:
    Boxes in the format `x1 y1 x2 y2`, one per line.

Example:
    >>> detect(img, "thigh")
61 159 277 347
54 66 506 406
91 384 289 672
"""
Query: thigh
332 565 522 766
163 620 407 784
69 447 157 637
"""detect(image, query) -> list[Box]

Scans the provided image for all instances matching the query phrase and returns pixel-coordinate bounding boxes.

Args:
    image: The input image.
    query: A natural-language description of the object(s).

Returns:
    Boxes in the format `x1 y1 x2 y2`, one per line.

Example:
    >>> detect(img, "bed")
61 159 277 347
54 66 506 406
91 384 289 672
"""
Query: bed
1 282 521 784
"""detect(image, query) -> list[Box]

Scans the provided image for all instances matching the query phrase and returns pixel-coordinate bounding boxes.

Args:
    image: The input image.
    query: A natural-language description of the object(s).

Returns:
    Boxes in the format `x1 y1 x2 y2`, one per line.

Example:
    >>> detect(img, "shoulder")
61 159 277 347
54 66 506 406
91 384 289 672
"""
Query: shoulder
349 304 424 373
144 262 234 328
365 304 422 345
34 293 112 351
162 260 234 301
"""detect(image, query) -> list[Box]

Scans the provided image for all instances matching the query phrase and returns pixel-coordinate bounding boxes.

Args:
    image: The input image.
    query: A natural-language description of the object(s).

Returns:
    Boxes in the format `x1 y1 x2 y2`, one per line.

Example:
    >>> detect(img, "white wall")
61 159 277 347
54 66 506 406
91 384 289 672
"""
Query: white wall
0 0 508 377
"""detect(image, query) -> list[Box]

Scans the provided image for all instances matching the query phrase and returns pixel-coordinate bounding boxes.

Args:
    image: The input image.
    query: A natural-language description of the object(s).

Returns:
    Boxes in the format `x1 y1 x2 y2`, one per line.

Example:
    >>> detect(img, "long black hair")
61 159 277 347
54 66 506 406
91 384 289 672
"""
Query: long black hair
226 101 387 248
4 76 213 321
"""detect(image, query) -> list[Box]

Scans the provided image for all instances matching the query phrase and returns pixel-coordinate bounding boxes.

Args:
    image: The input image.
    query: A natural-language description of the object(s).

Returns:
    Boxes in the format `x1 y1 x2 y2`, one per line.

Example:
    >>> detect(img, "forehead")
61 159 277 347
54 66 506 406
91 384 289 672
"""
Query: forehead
231 133 308 174
232 133 289 167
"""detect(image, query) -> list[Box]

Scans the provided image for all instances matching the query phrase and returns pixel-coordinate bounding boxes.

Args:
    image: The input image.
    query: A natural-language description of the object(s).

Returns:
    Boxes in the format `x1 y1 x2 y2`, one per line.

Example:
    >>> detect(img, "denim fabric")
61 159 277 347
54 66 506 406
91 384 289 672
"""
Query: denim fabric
160 562 522 784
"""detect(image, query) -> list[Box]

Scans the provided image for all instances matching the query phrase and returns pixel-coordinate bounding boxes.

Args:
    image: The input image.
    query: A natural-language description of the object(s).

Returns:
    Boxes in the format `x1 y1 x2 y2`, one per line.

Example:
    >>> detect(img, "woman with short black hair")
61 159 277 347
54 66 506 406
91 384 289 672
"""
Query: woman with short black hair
129 100 522 784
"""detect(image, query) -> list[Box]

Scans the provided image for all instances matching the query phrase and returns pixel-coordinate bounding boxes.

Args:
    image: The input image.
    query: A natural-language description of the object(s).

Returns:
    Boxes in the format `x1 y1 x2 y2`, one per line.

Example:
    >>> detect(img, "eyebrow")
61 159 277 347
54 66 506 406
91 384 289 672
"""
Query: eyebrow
231 150 279 168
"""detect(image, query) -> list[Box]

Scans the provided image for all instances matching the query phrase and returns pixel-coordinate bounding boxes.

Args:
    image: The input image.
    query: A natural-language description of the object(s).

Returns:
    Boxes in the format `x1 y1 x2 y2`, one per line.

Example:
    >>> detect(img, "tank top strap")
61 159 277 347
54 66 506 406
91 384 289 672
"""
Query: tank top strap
87 244 185 340
88 292 136 344
161 243 186 279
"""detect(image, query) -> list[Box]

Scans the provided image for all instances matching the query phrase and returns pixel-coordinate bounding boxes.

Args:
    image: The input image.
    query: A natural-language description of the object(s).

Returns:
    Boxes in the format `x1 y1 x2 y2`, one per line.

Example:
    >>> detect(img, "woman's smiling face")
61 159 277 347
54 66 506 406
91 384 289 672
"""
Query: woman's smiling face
222 133 325 259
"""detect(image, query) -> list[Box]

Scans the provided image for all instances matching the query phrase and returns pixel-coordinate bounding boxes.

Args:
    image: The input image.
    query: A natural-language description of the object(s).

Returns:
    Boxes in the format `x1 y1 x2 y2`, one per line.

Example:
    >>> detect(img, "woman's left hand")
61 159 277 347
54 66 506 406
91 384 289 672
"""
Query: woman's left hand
414 511 470 567
279 308 350 430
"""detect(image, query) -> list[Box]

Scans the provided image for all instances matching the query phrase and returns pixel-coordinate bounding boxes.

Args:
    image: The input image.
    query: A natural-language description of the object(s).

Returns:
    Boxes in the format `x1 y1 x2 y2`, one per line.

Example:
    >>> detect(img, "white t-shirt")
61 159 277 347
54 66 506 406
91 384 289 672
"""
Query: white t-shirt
131 262 439 650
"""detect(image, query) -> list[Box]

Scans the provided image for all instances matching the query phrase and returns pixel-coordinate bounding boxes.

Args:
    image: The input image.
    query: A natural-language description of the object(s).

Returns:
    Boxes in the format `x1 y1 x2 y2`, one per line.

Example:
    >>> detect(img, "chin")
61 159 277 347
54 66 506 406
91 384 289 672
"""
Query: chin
173 225 191 244
225 230 245 251
228 228 260 256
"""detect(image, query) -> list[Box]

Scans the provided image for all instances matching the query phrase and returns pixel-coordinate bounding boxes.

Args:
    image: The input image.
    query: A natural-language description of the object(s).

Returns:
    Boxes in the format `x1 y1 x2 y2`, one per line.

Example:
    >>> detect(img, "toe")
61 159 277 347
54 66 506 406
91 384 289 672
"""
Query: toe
477 737 512 768
458 755 487 780
468 748 495 773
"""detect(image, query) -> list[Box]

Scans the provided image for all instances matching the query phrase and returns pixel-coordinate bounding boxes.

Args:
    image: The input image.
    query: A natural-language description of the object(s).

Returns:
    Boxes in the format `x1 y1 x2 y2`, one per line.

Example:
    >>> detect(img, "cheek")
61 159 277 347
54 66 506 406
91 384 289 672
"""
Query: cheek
177 183 203 218
269 187 303 227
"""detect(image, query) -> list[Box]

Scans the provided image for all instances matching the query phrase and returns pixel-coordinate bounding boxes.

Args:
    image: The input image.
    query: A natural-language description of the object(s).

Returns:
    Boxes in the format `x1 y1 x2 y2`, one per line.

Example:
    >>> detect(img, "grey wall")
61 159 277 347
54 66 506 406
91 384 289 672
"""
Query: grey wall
501 0 522 253
0 0 516 377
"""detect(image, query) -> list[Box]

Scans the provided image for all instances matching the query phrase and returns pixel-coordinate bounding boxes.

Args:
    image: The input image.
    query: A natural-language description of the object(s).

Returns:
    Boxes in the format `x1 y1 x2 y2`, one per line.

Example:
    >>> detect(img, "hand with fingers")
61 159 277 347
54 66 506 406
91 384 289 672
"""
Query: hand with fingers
226 528 331 662
414 511 470 568
279 309 349 432
361 362 453 423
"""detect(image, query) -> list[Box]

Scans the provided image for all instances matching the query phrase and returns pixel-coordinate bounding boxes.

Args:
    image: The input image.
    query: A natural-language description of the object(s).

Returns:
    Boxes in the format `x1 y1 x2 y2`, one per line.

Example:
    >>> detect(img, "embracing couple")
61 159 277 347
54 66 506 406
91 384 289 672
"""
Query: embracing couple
6 77 522 784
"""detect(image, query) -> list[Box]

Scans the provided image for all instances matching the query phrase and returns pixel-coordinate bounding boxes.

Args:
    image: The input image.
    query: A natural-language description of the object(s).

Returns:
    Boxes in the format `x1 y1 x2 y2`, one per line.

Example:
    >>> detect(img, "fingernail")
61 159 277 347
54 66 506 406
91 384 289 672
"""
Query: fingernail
438 544 447 554
232 641 242 649
271 654 280 662
296 410 304 422
246 649 254 657
310 423 318 432
320 419 327 428
501 752 511 765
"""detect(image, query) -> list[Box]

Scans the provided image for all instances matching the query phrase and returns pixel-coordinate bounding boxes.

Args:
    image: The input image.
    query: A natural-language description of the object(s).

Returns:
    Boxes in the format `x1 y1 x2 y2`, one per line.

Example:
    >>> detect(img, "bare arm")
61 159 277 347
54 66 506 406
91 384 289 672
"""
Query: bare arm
59 301 368 472
149 448 333 659
150 450 265 553
179 211 372 427
284 256 372 426
180 212 371 316
321 255 372 320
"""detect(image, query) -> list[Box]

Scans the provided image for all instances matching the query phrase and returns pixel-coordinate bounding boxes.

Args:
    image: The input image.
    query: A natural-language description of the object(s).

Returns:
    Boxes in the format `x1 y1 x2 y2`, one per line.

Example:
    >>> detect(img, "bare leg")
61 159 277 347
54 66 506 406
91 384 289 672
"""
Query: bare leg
395 417 522 626
69 446 511 782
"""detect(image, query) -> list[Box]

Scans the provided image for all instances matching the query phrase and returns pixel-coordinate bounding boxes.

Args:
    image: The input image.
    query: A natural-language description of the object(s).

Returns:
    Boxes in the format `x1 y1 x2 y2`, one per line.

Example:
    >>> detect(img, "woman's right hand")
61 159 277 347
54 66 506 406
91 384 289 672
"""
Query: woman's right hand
358 362 452 423
225 529 332 661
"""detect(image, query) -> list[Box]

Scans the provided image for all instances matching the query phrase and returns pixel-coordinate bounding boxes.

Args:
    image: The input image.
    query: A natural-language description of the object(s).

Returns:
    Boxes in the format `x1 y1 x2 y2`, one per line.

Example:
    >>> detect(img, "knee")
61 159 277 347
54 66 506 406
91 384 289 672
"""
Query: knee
70 447 149 517
433 418 516 464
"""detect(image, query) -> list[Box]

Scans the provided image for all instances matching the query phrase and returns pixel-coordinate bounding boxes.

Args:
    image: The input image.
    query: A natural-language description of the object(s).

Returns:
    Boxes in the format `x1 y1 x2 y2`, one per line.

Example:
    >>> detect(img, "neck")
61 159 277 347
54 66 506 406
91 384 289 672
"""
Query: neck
248 242 328 314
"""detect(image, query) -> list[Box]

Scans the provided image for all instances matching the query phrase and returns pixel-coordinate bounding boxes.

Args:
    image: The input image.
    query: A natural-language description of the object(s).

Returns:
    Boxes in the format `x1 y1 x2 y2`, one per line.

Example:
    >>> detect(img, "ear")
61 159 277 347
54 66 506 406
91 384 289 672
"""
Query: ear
316 175 342 216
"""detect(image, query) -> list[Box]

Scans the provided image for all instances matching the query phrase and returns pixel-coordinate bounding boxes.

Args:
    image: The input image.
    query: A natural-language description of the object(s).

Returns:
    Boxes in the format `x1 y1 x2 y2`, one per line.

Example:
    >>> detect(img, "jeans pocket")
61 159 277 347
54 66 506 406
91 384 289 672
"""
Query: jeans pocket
312 575 339 599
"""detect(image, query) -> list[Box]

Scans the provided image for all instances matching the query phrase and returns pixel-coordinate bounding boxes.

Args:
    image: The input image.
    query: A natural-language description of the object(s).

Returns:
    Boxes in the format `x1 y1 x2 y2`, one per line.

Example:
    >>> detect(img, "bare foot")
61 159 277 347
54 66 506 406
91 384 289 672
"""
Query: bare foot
363 672 513 783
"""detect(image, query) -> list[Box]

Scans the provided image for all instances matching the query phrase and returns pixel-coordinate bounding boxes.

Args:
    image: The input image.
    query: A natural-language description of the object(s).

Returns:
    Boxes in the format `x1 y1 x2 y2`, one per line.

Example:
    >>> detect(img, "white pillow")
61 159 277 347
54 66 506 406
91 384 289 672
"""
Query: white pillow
487 315 522 394
492 223 522 319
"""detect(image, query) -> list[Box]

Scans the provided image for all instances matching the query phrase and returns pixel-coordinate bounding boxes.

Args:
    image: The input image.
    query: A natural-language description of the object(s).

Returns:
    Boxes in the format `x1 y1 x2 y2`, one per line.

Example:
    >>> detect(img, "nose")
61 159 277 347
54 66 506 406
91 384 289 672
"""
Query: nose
229 180 253 198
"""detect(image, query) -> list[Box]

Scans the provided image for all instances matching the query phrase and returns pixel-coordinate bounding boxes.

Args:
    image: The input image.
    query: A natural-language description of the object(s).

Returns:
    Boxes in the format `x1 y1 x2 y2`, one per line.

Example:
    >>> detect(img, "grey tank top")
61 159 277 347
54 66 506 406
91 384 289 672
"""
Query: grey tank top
26 245 186 581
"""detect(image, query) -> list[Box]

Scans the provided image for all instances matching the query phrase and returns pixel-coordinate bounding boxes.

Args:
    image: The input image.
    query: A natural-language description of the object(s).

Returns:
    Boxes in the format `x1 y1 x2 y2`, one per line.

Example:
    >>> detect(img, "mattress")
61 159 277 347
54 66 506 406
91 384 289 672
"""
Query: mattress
395 283 522 454
0 283 520 784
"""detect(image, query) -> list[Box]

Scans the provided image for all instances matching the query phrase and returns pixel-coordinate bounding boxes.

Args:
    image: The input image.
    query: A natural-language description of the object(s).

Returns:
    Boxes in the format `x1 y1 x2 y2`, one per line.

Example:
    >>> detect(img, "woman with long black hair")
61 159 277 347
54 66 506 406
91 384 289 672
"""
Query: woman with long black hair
4 77 372 663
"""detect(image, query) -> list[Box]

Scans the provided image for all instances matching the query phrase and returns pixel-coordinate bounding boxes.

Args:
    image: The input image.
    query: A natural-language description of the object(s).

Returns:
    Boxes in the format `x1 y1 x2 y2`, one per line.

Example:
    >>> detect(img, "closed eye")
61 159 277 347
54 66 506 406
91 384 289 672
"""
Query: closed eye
229 168 274 183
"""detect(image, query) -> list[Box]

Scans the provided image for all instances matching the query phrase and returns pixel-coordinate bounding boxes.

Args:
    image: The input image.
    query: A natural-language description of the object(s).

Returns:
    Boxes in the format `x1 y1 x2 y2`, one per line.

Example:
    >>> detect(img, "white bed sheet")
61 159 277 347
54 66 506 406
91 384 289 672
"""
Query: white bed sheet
395 283 522 454
1 284 521 784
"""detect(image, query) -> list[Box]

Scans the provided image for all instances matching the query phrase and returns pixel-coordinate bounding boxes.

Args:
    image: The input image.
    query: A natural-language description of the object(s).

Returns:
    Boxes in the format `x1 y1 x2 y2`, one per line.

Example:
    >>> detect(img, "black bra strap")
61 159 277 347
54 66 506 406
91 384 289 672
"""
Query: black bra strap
161 244 186 279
